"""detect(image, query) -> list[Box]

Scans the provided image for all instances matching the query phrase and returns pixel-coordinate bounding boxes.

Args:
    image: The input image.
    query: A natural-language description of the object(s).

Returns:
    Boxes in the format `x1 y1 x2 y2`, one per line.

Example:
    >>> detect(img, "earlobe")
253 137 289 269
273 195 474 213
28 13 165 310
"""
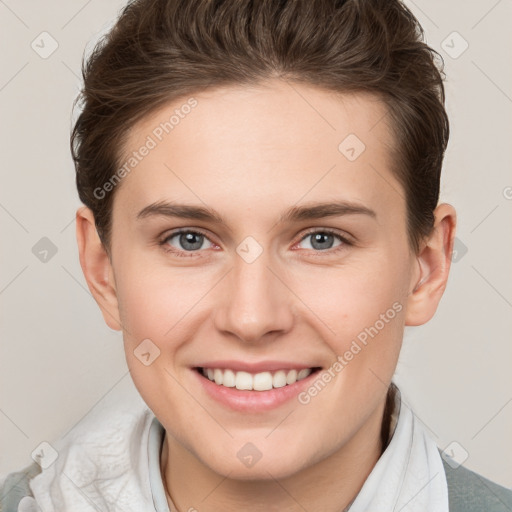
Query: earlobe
75 206 123 331
405 203 457 326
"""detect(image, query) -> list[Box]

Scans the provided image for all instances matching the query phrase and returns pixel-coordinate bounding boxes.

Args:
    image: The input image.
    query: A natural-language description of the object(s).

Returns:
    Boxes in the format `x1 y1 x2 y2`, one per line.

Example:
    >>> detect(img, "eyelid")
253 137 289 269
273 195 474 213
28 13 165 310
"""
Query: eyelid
297 227 354 245
158 227 217 257
292 228 353 257
158 226 353 256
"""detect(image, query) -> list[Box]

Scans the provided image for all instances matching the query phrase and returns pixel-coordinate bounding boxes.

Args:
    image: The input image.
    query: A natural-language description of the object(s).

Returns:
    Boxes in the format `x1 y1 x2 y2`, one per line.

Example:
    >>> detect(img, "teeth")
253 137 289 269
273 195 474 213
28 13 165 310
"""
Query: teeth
297 369 311 380
235 371 253 390
273 370 287 388
214 369 223 385
223 369 236 387
201 367 313 391
286 369 297 384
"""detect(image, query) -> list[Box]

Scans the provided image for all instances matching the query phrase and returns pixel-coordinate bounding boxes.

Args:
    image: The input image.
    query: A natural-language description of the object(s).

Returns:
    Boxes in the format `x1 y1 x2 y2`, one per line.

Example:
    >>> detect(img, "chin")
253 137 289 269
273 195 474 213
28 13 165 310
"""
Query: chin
195 444 311 481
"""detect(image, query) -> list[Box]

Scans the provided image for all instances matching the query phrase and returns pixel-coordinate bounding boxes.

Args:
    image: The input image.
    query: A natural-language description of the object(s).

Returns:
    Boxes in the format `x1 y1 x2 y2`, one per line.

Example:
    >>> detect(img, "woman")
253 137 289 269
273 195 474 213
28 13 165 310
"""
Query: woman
1 0 510 510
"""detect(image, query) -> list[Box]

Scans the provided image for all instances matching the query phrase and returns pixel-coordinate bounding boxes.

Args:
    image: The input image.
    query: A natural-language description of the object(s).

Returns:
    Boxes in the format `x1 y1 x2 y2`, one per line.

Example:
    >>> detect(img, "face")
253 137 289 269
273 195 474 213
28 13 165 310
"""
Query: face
94 80 422 479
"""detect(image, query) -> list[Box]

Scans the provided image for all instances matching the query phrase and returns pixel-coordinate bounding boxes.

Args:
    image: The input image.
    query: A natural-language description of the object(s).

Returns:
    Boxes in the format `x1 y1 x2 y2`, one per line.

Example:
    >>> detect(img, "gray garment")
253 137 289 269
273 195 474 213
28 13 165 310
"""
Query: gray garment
0 461 41 512
441 453 512 512
1 450 511 511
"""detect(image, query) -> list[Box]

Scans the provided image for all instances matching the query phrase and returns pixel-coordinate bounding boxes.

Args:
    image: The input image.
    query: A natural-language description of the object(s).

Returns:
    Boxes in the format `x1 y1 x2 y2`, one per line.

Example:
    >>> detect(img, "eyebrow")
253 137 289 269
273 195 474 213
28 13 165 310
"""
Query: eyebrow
136 200 377 225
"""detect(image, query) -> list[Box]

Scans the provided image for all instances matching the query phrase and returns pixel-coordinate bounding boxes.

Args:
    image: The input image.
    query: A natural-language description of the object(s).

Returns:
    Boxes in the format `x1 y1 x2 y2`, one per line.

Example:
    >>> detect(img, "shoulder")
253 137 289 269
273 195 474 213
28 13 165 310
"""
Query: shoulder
0 461 41 512
440 449 512 512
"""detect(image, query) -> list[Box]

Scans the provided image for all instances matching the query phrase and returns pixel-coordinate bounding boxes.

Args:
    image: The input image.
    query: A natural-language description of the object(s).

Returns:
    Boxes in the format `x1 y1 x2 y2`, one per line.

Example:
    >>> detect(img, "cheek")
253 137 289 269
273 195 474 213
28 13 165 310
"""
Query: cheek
115 256 201 340
299 260 406 324
112 258 198 412
292 258 408 369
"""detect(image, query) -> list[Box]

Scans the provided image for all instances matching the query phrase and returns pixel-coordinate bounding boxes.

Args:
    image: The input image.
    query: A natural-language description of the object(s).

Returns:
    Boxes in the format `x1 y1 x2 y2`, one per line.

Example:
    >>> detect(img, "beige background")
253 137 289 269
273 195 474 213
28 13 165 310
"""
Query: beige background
1 0 511 487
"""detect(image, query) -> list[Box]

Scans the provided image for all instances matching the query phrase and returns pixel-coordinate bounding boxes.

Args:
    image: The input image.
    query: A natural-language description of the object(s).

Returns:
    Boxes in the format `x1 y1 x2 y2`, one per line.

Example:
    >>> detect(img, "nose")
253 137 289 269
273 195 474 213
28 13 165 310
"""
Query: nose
213 247 294 344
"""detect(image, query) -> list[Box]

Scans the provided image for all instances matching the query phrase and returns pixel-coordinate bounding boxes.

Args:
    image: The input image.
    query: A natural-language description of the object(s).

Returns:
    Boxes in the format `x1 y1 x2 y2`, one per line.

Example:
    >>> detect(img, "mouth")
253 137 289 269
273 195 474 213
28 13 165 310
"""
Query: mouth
195 366 322 391
192 360 324 411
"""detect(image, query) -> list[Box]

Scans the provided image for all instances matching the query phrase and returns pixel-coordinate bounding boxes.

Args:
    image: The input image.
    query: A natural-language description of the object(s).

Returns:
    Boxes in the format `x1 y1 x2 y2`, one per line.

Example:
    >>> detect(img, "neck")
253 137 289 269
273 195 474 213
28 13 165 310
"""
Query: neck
161 387 395 512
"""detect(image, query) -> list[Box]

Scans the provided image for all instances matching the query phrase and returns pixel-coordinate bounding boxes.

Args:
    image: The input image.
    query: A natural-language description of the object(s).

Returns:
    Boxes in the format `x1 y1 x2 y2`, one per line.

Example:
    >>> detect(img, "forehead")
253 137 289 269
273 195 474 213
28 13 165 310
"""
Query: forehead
113 79 401 223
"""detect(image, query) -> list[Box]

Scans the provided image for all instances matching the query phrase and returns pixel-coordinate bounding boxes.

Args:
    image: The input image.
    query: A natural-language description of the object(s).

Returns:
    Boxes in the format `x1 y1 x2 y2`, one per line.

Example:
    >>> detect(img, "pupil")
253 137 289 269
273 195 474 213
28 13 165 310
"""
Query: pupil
312 233 333 250
181 232 202 250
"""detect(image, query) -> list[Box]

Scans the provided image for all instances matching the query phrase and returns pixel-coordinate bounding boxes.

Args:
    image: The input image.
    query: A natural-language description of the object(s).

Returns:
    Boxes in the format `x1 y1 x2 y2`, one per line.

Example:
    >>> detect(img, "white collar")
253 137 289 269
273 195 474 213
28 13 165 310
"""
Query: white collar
148 416 171 511
29 376 159 511
346 385 449 511
27 377 448 512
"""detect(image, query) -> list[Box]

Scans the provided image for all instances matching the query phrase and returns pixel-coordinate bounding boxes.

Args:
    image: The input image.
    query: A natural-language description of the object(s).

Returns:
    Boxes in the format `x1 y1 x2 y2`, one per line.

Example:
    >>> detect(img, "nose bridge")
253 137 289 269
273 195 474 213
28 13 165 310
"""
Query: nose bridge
214 241 293 343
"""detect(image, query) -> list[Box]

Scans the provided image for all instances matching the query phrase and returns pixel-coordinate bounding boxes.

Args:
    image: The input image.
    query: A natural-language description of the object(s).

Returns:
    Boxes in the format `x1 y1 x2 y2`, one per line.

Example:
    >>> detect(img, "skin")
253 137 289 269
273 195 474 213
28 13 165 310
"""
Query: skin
76 79 456 512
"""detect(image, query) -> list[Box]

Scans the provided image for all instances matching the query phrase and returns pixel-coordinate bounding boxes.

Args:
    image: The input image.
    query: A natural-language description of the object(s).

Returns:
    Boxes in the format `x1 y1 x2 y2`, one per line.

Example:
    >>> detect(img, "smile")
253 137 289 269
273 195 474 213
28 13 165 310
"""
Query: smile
199 367 315 391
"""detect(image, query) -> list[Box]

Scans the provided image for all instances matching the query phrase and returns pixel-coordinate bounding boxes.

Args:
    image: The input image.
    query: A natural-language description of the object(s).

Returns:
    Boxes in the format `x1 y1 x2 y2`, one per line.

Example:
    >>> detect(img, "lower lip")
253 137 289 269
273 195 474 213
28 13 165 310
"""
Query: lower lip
193 368 320 412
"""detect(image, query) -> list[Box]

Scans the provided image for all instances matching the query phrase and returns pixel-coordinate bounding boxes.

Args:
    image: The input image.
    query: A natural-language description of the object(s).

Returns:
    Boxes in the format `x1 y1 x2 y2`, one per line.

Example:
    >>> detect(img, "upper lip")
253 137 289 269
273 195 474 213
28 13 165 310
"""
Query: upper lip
195 360 319 373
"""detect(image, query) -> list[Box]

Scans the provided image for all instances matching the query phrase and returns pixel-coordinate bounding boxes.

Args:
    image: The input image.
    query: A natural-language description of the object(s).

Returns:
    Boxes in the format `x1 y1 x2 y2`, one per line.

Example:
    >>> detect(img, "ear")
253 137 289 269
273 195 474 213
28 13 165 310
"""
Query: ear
405 203 457 326
76 206 122 331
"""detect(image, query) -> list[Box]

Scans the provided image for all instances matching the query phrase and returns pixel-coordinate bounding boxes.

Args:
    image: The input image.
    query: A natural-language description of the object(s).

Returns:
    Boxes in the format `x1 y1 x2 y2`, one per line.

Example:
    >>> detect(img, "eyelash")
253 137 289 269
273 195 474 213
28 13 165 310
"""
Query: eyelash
158 228 353 258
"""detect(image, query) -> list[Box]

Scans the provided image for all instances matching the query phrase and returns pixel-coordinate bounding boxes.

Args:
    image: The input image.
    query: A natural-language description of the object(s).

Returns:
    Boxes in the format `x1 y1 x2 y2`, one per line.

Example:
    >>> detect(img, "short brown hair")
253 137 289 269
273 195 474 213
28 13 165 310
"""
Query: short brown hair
71 0 449 254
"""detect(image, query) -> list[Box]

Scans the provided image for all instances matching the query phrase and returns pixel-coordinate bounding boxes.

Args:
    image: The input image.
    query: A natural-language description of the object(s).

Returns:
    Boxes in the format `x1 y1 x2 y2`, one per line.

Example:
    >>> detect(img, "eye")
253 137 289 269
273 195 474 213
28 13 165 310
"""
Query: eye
295 229 351 254
158 227 352 258
159 229 215 257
